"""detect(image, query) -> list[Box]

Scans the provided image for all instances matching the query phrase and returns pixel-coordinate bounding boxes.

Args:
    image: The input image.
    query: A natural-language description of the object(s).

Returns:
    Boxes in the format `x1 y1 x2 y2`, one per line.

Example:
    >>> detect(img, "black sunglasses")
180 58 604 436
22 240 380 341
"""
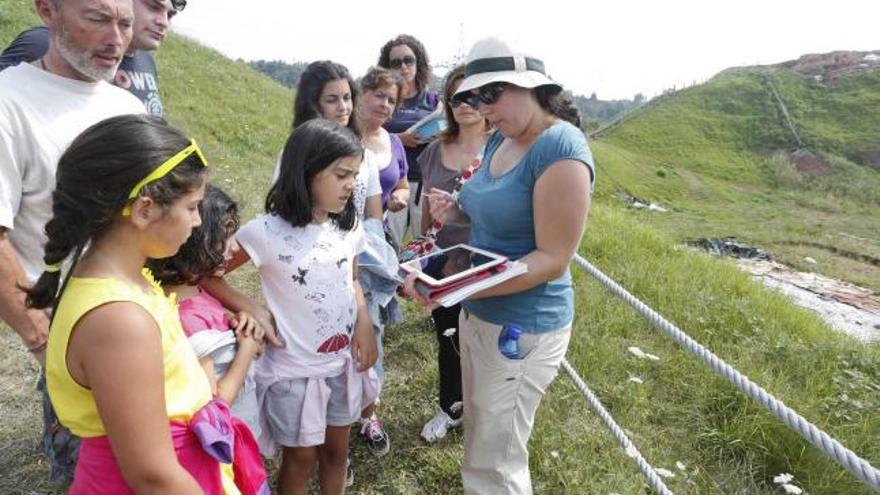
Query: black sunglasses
389 55 416 70
451 82 508 109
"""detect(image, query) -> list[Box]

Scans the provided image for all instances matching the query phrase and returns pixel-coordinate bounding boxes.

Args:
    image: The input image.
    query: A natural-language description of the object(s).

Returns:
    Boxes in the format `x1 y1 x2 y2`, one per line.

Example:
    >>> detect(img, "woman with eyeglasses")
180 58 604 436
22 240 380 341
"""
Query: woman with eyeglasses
409 38 595 493
377 34 439 248
414 65 491 444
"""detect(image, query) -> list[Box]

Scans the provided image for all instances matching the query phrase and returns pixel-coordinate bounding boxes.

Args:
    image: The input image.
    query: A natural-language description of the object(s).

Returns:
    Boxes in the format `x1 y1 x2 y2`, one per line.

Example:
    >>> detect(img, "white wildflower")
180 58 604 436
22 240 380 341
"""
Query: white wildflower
628 346 646 358
550 450 560 459
655 468 675 478
773 473 794 484
675 461 686 471
442 328 457 337
782 484 802 494
628 346 660 361
628 377 644 384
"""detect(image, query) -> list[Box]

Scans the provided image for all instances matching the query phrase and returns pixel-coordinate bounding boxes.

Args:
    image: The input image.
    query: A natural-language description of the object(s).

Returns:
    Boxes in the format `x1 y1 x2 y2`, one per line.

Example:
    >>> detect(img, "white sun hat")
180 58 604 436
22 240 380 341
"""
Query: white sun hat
454 37 562 96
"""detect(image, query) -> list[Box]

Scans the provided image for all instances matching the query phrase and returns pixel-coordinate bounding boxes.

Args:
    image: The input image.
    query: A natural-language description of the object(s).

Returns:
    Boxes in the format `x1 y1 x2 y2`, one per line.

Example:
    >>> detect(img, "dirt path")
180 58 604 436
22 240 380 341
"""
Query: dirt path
737 258 880 343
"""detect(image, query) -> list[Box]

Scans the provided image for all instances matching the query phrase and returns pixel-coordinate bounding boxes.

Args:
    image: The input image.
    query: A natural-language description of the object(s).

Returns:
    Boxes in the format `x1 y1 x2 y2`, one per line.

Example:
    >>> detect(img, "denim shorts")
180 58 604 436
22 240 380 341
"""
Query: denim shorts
38 371 79 482
263 372 356 447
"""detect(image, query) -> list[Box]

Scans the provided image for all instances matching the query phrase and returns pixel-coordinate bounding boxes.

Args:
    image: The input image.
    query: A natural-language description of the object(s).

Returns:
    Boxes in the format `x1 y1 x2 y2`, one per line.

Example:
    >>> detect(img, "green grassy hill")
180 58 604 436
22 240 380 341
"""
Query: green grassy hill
594 67 880 290
603 67 880 171
1 3 878 494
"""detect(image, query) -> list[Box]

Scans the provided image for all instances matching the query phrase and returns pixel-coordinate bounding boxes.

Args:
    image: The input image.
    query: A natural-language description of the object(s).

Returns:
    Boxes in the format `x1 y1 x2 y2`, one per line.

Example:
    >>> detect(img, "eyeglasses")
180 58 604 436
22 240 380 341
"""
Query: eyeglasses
389 55 416 70
122 139 208 216
451 82 508 109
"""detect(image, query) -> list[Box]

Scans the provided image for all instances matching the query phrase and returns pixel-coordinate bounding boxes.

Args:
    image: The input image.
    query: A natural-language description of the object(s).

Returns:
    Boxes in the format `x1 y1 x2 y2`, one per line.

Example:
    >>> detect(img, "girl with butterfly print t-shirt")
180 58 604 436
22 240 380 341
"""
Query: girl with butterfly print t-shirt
227 120 379 493
237 214 366 367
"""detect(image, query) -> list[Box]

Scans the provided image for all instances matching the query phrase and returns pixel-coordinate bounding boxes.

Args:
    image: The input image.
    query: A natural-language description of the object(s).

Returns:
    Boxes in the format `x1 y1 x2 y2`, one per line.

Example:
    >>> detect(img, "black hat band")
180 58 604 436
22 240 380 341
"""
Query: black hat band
465 56 546 78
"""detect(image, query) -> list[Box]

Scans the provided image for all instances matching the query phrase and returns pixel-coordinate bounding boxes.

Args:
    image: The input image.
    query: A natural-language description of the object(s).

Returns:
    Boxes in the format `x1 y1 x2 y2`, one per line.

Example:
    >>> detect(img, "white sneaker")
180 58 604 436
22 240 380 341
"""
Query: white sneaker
420 408 462 443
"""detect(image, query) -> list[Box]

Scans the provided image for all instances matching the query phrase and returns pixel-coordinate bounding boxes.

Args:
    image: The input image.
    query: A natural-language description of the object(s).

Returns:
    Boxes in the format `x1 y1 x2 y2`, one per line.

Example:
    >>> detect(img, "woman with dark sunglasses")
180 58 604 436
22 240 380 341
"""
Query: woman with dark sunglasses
377 34 439 248
408 37 596 494
415 65 492 444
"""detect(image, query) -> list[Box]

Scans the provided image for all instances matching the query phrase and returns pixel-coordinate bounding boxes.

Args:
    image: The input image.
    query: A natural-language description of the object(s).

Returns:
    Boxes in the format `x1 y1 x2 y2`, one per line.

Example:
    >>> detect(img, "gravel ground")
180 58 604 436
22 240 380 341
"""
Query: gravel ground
738 258 880 343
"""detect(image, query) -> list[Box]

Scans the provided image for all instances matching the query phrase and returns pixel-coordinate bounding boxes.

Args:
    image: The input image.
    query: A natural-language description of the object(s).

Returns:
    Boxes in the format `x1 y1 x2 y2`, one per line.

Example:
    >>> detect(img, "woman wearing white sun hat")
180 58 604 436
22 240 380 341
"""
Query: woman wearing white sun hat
409 37 596 493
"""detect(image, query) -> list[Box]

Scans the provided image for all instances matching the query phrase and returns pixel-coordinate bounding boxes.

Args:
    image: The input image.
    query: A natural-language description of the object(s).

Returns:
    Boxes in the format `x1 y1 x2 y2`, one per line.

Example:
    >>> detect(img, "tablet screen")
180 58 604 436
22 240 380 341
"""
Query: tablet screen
400 244 506 287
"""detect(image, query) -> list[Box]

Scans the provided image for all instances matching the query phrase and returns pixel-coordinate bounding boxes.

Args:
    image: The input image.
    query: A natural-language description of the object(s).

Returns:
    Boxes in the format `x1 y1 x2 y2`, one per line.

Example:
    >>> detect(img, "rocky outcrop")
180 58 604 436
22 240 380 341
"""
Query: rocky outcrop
779 50 880 83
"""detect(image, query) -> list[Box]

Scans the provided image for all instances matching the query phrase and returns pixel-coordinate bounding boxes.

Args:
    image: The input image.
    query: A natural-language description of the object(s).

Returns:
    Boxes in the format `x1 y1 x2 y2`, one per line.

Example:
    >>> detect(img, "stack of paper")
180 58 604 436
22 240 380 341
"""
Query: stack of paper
433 261 528 307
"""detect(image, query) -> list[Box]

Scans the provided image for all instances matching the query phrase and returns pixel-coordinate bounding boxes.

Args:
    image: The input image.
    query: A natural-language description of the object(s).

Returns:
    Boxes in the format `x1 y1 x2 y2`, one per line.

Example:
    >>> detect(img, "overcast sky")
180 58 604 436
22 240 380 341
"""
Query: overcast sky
171 0 879 100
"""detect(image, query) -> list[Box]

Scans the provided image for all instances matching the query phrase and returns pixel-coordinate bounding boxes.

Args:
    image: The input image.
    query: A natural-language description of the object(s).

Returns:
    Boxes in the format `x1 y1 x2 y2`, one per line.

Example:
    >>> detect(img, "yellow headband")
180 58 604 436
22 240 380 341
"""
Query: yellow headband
122 139 208 216
44 262 62 273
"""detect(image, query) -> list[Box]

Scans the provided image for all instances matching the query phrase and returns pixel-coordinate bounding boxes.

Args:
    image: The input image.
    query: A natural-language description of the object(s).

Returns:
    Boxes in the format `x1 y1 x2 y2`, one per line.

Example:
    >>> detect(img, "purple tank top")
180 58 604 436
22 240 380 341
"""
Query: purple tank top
378 133 408 211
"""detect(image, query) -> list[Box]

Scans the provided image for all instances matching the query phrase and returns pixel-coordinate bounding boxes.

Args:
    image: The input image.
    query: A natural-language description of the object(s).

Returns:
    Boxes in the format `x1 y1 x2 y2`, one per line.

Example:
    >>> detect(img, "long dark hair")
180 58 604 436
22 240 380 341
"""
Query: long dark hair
147 184 239 286
378 34 432 93
25 114 207 310
534 85 581 127
292 60 360 138
265 119 362 231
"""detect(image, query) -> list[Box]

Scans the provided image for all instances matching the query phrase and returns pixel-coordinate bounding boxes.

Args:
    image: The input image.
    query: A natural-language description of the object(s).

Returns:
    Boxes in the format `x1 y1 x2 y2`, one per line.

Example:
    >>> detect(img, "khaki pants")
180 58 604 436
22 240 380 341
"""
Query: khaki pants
459 311 571 495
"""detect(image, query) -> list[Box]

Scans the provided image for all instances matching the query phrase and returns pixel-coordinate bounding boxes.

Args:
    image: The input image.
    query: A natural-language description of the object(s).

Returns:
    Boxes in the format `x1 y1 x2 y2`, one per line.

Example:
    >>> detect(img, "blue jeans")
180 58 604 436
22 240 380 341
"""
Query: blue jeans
372 321 385 385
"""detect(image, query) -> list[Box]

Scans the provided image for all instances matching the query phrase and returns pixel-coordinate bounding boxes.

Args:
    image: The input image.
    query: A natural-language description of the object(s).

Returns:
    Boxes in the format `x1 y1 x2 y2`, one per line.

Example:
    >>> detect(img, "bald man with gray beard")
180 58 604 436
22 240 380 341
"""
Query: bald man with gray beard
0 0 145 481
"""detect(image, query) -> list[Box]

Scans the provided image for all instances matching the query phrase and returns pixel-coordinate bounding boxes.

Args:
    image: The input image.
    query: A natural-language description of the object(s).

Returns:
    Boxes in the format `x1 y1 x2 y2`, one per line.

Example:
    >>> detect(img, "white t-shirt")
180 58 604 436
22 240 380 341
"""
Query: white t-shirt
236 214 365 371
372 130 393 172
271 149 381 221
0 63 145 282
354 149 382 219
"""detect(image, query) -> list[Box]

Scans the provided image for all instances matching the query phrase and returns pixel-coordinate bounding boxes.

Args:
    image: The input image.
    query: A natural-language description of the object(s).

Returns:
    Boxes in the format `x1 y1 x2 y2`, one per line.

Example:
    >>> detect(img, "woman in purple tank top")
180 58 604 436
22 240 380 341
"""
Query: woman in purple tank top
353 65 409 457
358 67 409 219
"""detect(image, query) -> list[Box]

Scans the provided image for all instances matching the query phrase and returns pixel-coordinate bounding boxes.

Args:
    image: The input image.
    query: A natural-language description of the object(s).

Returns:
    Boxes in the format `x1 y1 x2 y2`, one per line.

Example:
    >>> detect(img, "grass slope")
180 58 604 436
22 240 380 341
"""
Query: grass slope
1 3 878 494
596 68 880 290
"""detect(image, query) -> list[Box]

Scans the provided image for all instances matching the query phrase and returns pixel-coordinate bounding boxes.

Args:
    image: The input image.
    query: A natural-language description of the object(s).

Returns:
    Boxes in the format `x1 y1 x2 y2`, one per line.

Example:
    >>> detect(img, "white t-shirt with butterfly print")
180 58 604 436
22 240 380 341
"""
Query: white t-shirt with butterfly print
236 214 365 373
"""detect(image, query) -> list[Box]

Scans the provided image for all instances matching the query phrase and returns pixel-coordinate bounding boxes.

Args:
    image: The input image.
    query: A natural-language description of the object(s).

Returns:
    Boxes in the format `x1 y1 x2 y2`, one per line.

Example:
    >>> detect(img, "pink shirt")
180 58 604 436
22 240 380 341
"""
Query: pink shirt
178 287 231 337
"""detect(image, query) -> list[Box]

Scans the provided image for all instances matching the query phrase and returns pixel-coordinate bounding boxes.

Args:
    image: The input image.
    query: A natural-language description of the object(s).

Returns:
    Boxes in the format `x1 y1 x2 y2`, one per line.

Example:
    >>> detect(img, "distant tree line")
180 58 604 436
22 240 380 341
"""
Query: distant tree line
572 92 645 125
248 59 310 88
248 59 647 128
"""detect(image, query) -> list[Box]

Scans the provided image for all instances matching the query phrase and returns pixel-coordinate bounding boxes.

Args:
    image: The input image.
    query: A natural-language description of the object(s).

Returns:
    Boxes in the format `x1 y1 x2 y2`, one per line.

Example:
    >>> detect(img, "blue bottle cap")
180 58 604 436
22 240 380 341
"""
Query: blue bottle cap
506 325 523 338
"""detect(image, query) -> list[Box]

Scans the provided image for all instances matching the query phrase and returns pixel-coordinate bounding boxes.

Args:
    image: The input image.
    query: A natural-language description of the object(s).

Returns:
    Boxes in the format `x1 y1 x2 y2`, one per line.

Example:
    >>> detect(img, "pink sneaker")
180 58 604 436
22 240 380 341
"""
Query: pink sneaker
359 414 390 456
